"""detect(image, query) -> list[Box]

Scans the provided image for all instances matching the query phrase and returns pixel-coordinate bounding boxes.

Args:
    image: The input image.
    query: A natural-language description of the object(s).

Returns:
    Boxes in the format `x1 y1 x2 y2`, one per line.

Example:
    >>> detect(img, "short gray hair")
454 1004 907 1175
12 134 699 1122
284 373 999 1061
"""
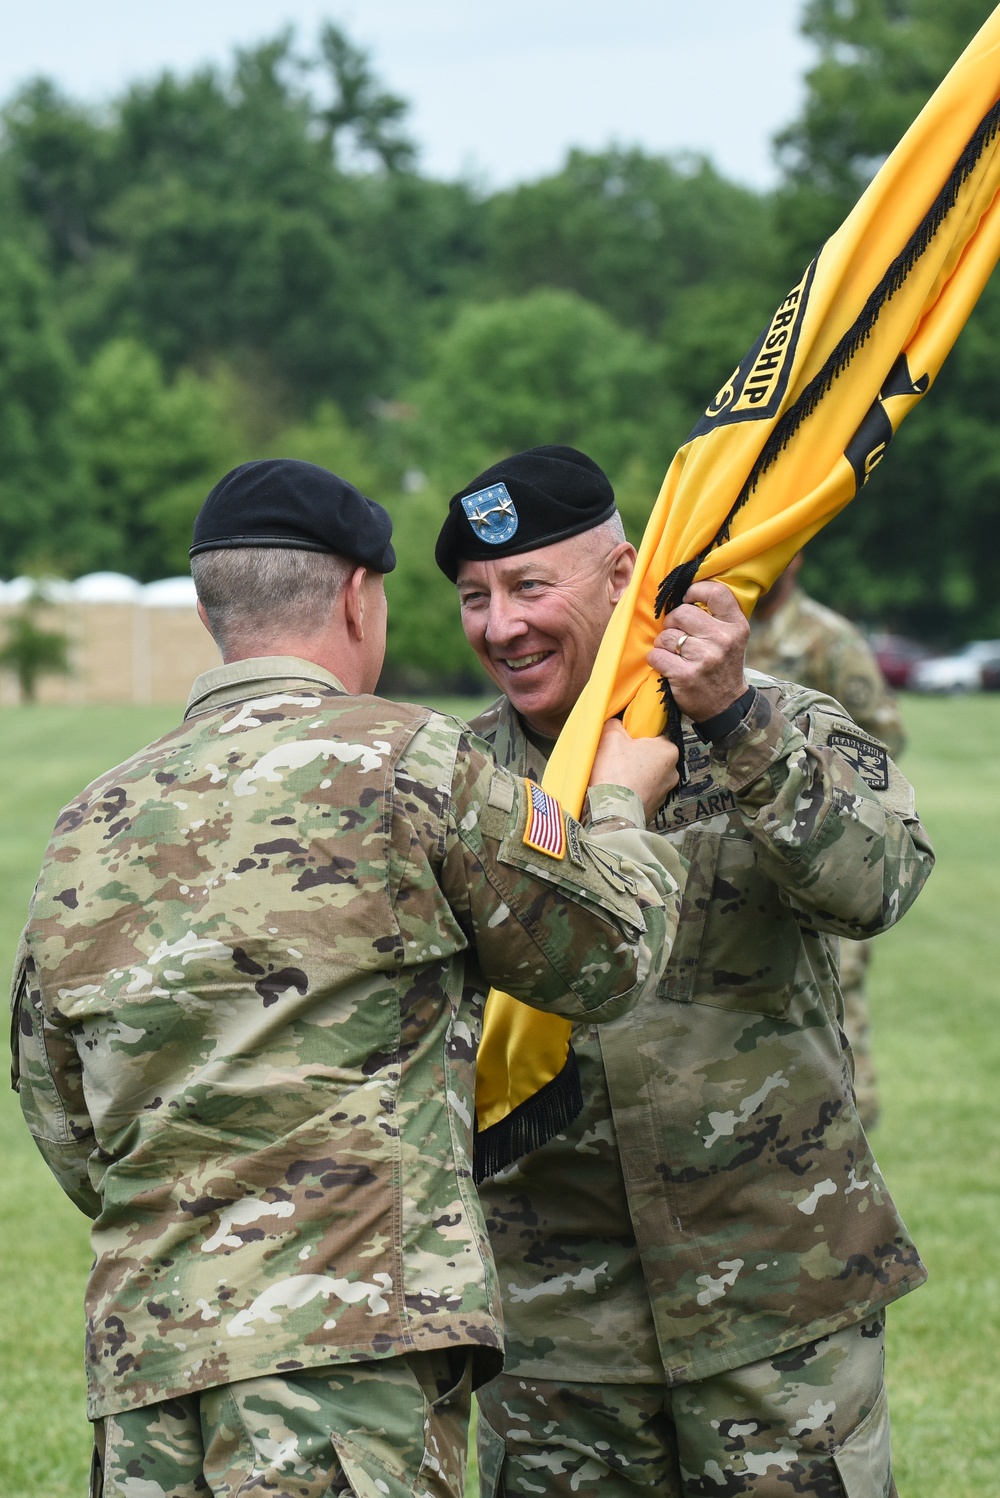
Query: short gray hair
191 547 355 656
595 511 627 548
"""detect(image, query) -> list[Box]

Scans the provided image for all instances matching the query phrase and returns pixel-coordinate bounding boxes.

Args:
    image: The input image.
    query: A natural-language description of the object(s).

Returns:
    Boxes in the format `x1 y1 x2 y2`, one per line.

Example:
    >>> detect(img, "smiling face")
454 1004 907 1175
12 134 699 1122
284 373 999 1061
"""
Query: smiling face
457 524 636 738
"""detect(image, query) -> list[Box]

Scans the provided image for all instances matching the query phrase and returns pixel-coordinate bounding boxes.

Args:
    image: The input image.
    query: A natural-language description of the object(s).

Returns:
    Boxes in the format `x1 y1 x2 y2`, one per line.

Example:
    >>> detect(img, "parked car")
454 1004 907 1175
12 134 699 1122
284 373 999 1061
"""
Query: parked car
980 658 1000 691
910 639 1000 692
869 633 933 689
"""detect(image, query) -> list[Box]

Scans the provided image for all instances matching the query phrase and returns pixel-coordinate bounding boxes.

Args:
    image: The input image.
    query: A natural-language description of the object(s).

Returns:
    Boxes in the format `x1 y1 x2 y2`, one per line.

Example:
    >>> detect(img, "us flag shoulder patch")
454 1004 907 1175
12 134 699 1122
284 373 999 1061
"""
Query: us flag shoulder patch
523 780 566 859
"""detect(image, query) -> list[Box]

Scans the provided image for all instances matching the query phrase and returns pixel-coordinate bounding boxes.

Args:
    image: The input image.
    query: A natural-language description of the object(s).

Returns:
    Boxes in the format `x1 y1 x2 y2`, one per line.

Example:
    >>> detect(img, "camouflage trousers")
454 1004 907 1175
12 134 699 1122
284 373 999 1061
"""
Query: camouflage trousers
91 1349 472 1498
841 938 879 1132
477 1315 895 1498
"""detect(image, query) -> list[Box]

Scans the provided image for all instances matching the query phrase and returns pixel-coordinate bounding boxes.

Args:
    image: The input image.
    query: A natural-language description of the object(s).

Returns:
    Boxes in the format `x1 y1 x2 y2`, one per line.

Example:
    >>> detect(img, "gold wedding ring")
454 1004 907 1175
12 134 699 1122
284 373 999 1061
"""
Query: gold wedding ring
675 632 689 655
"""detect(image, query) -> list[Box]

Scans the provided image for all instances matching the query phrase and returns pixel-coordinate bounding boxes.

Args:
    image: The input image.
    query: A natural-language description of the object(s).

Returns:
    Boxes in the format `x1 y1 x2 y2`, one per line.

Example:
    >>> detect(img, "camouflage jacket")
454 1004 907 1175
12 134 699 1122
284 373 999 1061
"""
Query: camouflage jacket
475 678 933 1387
747 587 905 758
11 657 681 1419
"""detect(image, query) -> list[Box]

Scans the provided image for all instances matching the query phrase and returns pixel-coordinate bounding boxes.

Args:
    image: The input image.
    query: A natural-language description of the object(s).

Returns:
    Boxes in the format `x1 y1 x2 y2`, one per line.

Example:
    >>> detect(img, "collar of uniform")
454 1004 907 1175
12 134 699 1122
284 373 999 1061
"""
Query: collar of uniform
519 714 556 758
494 697 556 764
184 656 348 719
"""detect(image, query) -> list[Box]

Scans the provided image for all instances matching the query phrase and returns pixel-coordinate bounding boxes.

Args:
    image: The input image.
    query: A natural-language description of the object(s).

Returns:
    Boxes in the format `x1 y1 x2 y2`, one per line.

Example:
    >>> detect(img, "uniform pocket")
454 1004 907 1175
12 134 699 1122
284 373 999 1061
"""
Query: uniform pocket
666 827 798 1017
475 1397 507 1498
327 1353 471 1498
832 1382 893 1498
333 1435 464 1498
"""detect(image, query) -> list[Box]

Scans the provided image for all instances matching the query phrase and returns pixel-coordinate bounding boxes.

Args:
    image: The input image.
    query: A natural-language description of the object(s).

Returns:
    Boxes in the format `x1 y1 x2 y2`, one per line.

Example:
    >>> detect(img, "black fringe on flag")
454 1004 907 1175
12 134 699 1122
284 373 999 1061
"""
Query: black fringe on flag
473 1046 582 1183
652 95 1000 780
654 555 701 789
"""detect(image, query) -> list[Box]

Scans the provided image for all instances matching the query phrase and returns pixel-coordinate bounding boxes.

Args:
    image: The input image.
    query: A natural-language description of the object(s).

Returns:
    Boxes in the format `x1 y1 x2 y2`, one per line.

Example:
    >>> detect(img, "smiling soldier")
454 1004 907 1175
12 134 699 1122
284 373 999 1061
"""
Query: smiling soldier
435 445 935 1498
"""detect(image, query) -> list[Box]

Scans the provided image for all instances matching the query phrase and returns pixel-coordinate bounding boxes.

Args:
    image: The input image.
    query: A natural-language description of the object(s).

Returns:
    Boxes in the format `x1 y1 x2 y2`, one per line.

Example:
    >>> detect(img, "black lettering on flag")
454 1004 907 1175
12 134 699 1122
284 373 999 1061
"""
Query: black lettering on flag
688 261 816 438
751 349 784 375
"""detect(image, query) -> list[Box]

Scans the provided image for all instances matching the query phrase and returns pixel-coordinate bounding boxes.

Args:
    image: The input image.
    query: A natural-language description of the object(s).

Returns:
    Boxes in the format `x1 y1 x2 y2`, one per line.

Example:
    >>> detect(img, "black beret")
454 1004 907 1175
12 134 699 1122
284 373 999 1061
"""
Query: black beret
434 446 616 582
190 459 395 573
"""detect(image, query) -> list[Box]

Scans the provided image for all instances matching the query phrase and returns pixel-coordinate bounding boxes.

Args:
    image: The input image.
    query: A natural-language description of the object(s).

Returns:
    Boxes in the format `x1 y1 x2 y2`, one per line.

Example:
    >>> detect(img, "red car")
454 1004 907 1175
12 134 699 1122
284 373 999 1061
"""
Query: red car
869 633 933 689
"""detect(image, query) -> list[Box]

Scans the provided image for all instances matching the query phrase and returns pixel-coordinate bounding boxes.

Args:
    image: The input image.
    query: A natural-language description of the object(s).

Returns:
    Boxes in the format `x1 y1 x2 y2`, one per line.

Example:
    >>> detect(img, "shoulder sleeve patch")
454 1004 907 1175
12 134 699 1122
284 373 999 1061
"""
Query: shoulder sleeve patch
827 729 889 791
523 780 566 859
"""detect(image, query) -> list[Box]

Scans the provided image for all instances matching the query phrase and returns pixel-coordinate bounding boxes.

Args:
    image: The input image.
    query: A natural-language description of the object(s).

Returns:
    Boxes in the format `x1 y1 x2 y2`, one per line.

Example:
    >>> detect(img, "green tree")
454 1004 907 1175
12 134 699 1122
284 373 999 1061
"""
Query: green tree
0 589 71 701
71 338 241 579
484 148 782 341
0 32 486 418
317 23 415 172
98 39 402 410
0 240 80 577
411 288 681 491
266 401 384 495
0 78 114 268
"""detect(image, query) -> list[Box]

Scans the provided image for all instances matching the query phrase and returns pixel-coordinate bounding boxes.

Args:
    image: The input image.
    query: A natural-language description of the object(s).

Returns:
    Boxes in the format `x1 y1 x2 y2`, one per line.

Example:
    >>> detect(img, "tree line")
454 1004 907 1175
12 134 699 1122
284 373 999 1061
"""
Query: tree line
0 0 997 688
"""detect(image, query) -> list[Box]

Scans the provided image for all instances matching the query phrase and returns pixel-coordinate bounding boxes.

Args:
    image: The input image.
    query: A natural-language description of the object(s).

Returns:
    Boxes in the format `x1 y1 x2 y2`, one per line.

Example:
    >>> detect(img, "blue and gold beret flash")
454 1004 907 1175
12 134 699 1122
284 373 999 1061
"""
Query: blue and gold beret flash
434 445 616 582
190 458 395 573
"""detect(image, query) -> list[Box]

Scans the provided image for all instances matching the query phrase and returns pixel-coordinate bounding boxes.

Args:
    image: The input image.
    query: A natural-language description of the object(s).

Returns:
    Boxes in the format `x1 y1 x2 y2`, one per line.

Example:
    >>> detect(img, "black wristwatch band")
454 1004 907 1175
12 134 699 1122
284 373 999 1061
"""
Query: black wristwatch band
692 685 758 744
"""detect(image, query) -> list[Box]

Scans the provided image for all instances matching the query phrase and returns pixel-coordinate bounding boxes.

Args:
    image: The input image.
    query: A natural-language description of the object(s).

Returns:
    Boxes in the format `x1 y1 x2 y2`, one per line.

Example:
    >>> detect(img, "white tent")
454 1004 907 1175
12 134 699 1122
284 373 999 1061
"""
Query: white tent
142 577 198 608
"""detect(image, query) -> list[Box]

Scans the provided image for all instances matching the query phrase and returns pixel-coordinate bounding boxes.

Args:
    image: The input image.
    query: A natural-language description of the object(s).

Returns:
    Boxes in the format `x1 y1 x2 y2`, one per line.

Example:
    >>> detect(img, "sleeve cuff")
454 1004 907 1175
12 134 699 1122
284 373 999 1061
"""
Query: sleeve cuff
692 684 758 743
711 688 795 794
585 784 647 830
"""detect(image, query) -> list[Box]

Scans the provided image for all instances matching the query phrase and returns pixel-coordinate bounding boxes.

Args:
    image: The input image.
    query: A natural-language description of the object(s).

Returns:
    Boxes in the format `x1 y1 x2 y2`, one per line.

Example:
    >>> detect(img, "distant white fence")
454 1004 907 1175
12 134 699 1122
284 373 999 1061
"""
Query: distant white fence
0 573 221 706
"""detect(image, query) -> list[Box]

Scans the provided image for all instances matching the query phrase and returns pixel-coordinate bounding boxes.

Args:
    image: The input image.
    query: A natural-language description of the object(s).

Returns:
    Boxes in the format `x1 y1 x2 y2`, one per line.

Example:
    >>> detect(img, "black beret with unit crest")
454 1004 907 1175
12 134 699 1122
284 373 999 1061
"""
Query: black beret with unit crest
190 458 395 573
434 445 616 582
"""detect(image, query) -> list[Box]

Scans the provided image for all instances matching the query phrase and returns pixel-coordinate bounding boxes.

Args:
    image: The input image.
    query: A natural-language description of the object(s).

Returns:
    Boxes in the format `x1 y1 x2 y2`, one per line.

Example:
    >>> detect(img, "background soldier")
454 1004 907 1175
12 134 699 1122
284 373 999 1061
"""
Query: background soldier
747 551 907 1128
11 459 684 1498
435 446 934 1498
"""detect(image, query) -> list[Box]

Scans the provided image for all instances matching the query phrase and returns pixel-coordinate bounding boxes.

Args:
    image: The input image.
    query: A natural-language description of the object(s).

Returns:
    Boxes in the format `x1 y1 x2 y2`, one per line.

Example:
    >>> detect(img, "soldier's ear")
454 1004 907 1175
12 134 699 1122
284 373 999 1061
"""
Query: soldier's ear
343 566 369 642
608 544 637 605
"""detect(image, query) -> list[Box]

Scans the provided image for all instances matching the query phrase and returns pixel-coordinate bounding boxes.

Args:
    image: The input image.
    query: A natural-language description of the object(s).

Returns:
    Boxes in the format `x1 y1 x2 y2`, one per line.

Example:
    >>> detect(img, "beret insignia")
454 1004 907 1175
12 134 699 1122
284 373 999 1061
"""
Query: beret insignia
460 483 519 545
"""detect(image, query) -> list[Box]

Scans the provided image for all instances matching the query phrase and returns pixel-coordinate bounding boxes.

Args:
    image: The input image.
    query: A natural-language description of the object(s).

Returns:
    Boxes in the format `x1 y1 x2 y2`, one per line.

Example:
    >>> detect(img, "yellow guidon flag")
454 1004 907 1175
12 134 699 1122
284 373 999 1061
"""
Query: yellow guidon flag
473 5 1000 1181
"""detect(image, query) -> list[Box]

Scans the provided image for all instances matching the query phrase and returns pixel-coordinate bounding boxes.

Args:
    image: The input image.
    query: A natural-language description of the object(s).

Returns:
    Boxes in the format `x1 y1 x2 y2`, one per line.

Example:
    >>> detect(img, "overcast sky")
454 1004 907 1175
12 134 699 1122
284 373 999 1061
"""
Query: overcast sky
0 2 813 189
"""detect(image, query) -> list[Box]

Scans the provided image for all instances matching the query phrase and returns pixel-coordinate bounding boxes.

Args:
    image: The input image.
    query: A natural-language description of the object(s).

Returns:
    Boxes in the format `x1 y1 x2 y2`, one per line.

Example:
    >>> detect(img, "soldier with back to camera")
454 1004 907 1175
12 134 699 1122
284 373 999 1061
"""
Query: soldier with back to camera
11 459 684 1498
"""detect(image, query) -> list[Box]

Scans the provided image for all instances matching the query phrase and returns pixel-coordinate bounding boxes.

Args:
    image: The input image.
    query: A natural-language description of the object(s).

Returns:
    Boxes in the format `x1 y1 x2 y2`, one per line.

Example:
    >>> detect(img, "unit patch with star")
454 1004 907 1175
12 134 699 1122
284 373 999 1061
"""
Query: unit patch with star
827 730 889 790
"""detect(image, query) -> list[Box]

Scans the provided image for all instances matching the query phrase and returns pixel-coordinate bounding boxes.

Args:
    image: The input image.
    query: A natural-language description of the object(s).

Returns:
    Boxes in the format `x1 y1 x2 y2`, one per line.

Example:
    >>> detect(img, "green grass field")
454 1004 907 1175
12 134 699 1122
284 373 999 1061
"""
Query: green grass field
1 695 997 1496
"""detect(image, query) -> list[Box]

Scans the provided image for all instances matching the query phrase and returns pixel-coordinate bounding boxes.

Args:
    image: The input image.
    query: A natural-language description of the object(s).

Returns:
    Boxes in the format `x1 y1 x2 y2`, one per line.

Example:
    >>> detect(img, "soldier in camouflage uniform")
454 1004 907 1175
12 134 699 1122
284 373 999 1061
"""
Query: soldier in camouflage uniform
10 460 685 1498
434 446 935 1497
747 553 908 1129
